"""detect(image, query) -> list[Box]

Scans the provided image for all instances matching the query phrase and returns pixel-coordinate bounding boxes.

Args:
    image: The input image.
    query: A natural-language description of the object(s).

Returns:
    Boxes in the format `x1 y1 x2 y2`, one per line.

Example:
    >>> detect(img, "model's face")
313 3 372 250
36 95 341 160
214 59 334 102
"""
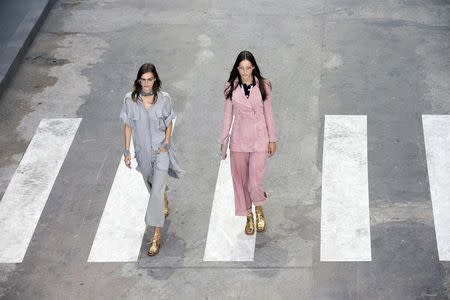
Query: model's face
238 60 254 82
139 72 155 92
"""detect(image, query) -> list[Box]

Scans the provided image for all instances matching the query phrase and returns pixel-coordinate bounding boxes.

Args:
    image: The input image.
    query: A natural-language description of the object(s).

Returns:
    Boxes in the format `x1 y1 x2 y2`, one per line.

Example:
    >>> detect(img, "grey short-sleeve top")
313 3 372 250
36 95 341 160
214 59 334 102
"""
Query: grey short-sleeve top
120 91 183 179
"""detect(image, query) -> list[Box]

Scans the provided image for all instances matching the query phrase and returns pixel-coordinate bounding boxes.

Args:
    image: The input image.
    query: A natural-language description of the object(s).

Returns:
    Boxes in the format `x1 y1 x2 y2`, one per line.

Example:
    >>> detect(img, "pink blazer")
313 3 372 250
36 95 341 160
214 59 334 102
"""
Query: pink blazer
220 78 277 152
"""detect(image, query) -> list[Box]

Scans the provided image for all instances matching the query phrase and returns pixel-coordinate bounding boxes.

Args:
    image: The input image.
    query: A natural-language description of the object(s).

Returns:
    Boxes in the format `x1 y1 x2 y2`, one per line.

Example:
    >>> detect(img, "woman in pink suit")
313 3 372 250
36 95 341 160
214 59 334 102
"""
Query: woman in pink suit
220 50 277 235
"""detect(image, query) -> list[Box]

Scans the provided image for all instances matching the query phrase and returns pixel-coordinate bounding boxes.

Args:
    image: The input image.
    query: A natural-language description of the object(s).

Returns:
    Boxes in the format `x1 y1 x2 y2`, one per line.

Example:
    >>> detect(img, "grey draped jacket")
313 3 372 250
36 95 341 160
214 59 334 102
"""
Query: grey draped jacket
120 91 183 179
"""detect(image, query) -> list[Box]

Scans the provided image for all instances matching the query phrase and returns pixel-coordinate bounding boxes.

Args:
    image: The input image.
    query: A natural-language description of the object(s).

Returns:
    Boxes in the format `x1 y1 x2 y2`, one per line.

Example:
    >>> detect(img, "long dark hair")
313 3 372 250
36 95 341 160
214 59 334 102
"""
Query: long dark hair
131 63 162 102
224 50 270 101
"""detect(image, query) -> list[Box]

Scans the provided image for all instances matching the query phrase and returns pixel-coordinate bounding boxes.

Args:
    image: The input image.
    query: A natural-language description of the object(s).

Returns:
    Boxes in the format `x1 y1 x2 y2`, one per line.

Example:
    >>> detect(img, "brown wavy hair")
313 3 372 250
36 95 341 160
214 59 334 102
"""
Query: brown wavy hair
131 63 162 102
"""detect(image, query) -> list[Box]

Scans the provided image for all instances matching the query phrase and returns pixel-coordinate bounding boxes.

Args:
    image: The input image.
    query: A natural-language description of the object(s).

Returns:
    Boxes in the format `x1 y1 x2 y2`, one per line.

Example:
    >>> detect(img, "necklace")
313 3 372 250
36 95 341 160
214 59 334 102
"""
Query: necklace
140 90 154 96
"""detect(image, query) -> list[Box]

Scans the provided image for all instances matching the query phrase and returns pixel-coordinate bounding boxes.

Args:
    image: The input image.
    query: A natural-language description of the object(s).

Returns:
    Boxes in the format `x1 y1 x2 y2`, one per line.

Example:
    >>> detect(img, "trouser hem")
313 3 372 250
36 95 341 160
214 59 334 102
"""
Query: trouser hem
253 198 267 206
235 210 251 216
146 223 164 228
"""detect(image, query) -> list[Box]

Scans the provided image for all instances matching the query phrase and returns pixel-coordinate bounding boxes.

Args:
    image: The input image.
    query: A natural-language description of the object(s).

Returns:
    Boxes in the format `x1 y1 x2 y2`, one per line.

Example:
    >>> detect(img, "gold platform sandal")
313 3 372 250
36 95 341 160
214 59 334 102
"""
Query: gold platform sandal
164 192 169 218
255 206 266 232
245 212 255 235
148 232 161 256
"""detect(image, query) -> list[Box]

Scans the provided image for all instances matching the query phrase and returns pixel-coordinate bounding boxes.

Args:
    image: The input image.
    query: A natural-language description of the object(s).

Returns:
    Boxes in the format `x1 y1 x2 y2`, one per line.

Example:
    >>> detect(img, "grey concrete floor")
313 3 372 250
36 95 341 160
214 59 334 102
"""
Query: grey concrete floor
0 0 449 299
0 0 54 96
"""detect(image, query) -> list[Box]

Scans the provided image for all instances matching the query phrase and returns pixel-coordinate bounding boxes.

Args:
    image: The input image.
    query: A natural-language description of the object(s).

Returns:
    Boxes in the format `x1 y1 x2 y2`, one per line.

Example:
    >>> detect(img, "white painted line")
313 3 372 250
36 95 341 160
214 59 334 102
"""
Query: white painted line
320 115 371 261
88 119 176 262
0 118 81 263
204 126 256 261
88 141 148 262
422 115 450 261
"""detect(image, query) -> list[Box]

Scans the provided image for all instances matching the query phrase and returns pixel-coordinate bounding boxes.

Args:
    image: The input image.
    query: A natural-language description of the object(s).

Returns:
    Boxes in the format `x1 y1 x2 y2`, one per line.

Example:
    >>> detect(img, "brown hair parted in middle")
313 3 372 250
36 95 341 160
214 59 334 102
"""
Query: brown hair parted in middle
131 63 162 102
224 50 271 101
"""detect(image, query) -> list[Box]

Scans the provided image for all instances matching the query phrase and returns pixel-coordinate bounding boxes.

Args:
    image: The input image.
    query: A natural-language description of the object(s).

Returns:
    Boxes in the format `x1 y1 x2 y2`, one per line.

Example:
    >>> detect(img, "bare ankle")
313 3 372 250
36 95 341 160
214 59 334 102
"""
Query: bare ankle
153 227 161 237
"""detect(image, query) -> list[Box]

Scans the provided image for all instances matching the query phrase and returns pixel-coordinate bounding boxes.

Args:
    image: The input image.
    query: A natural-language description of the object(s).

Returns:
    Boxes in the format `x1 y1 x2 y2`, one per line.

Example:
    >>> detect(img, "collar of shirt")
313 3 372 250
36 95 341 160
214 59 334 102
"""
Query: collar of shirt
238 76 256 88
239 76 256 99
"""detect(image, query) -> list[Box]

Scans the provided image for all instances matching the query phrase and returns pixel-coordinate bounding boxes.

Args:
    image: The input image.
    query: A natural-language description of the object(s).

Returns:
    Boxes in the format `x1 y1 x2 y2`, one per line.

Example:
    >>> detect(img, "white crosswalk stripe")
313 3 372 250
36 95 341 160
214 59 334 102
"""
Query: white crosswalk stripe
88 119 176 262
320 115 372 261
203 155 256 261
88 141 148 262
422 115 450 261
5 115 450 264
0 118 81 263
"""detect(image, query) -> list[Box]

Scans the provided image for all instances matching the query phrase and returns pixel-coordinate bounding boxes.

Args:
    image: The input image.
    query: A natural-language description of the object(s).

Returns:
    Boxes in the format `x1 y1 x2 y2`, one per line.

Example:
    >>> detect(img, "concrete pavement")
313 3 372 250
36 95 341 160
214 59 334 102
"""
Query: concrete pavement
0 0 449 299
0 0 56 98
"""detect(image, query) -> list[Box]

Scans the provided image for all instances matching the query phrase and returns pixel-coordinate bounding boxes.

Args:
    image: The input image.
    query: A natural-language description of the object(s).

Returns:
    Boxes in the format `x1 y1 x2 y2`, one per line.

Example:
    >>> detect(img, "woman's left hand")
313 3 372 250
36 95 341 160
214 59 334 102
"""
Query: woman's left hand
158 146 168 153
268 142 276 157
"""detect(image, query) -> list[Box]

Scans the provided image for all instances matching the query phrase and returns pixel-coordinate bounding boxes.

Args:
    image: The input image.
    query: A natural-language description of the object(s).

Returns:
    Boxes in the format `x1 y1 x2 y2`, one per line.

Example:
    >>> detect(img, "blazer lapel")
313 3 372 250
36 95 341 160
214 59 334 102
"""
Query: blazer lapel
233 80 253 108
247 77 262 107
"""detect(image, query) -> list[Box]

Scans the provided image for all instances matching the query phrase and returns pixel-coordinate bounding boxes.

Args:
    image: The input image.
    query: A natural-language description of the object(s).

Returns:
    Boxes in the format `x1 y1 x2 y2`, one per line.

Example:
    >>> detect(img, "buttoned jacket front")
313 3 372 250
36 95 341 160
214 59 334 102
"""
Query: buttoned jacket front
220 78 277 152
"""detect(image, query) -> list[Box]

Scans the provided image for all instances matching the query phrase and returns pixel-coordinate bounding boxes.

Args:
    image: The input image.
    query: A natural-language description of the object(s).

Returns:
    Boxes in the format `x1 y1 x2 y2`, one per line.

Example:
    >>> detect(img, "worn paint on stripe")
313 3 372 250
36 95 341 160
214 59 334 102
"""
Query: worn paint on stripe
0 118 82 263
320 115 371 261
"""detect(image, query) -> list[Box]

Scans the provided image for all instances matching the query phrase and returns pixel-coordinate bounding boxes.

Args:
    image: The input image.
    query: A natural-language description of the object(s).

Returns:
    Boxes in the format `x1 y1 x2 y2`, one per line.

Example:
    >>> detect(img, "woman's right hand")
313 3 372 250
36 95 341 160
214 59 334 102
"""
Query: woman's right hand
124 154 131 168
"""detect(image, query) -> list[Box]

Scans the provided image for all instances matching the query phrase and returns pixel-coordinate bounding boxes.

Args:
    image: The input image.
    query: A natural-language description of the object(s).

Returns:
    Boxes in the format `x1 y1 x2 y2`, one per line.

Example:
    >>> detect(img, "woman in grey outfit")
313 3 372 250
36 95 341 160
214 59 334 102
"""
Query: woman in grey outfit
120 63 183 256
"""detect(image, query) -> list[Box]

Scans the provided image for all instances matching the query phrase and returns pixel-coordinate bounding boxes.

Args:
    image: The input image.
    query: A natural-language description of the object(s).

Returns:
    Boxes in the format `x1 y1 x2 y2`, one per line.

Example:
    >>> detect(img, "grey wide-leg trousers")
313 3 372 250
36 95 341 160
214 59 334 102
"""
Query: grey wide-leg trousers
142 151 169 227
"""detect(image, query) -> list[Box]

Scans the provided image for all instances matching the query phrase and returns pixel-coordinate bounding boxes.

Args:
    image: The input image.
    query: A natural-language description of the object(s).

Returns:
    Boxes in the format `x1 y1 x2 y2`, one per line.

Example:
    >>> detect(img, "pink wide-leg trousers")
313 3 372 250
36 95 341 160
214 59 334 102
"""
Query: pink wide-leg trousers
230 151 268 216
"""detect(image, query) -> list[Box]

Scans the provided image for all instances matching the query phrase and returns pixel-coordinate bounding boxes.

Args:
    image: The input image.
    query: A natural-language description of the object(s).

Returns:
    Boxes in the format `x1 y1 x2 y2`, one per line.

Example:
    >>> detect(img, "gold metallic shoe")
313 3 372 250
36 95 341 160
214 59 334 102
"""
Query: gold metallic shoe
255 206 266 232
164 192 169 218
245 213 255 235
148 234 161 256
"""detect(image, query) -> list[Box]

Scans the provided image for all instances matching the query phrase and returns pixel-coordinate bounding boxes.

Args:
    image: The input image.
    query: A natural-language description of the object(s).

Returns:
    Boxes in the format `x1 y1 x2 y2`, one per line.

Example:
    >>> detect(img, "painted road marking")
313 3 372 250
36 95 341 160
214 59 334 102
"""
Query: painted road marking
0 118 81 263
88 119 176 262
320 115 371 261
422 115 450 261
